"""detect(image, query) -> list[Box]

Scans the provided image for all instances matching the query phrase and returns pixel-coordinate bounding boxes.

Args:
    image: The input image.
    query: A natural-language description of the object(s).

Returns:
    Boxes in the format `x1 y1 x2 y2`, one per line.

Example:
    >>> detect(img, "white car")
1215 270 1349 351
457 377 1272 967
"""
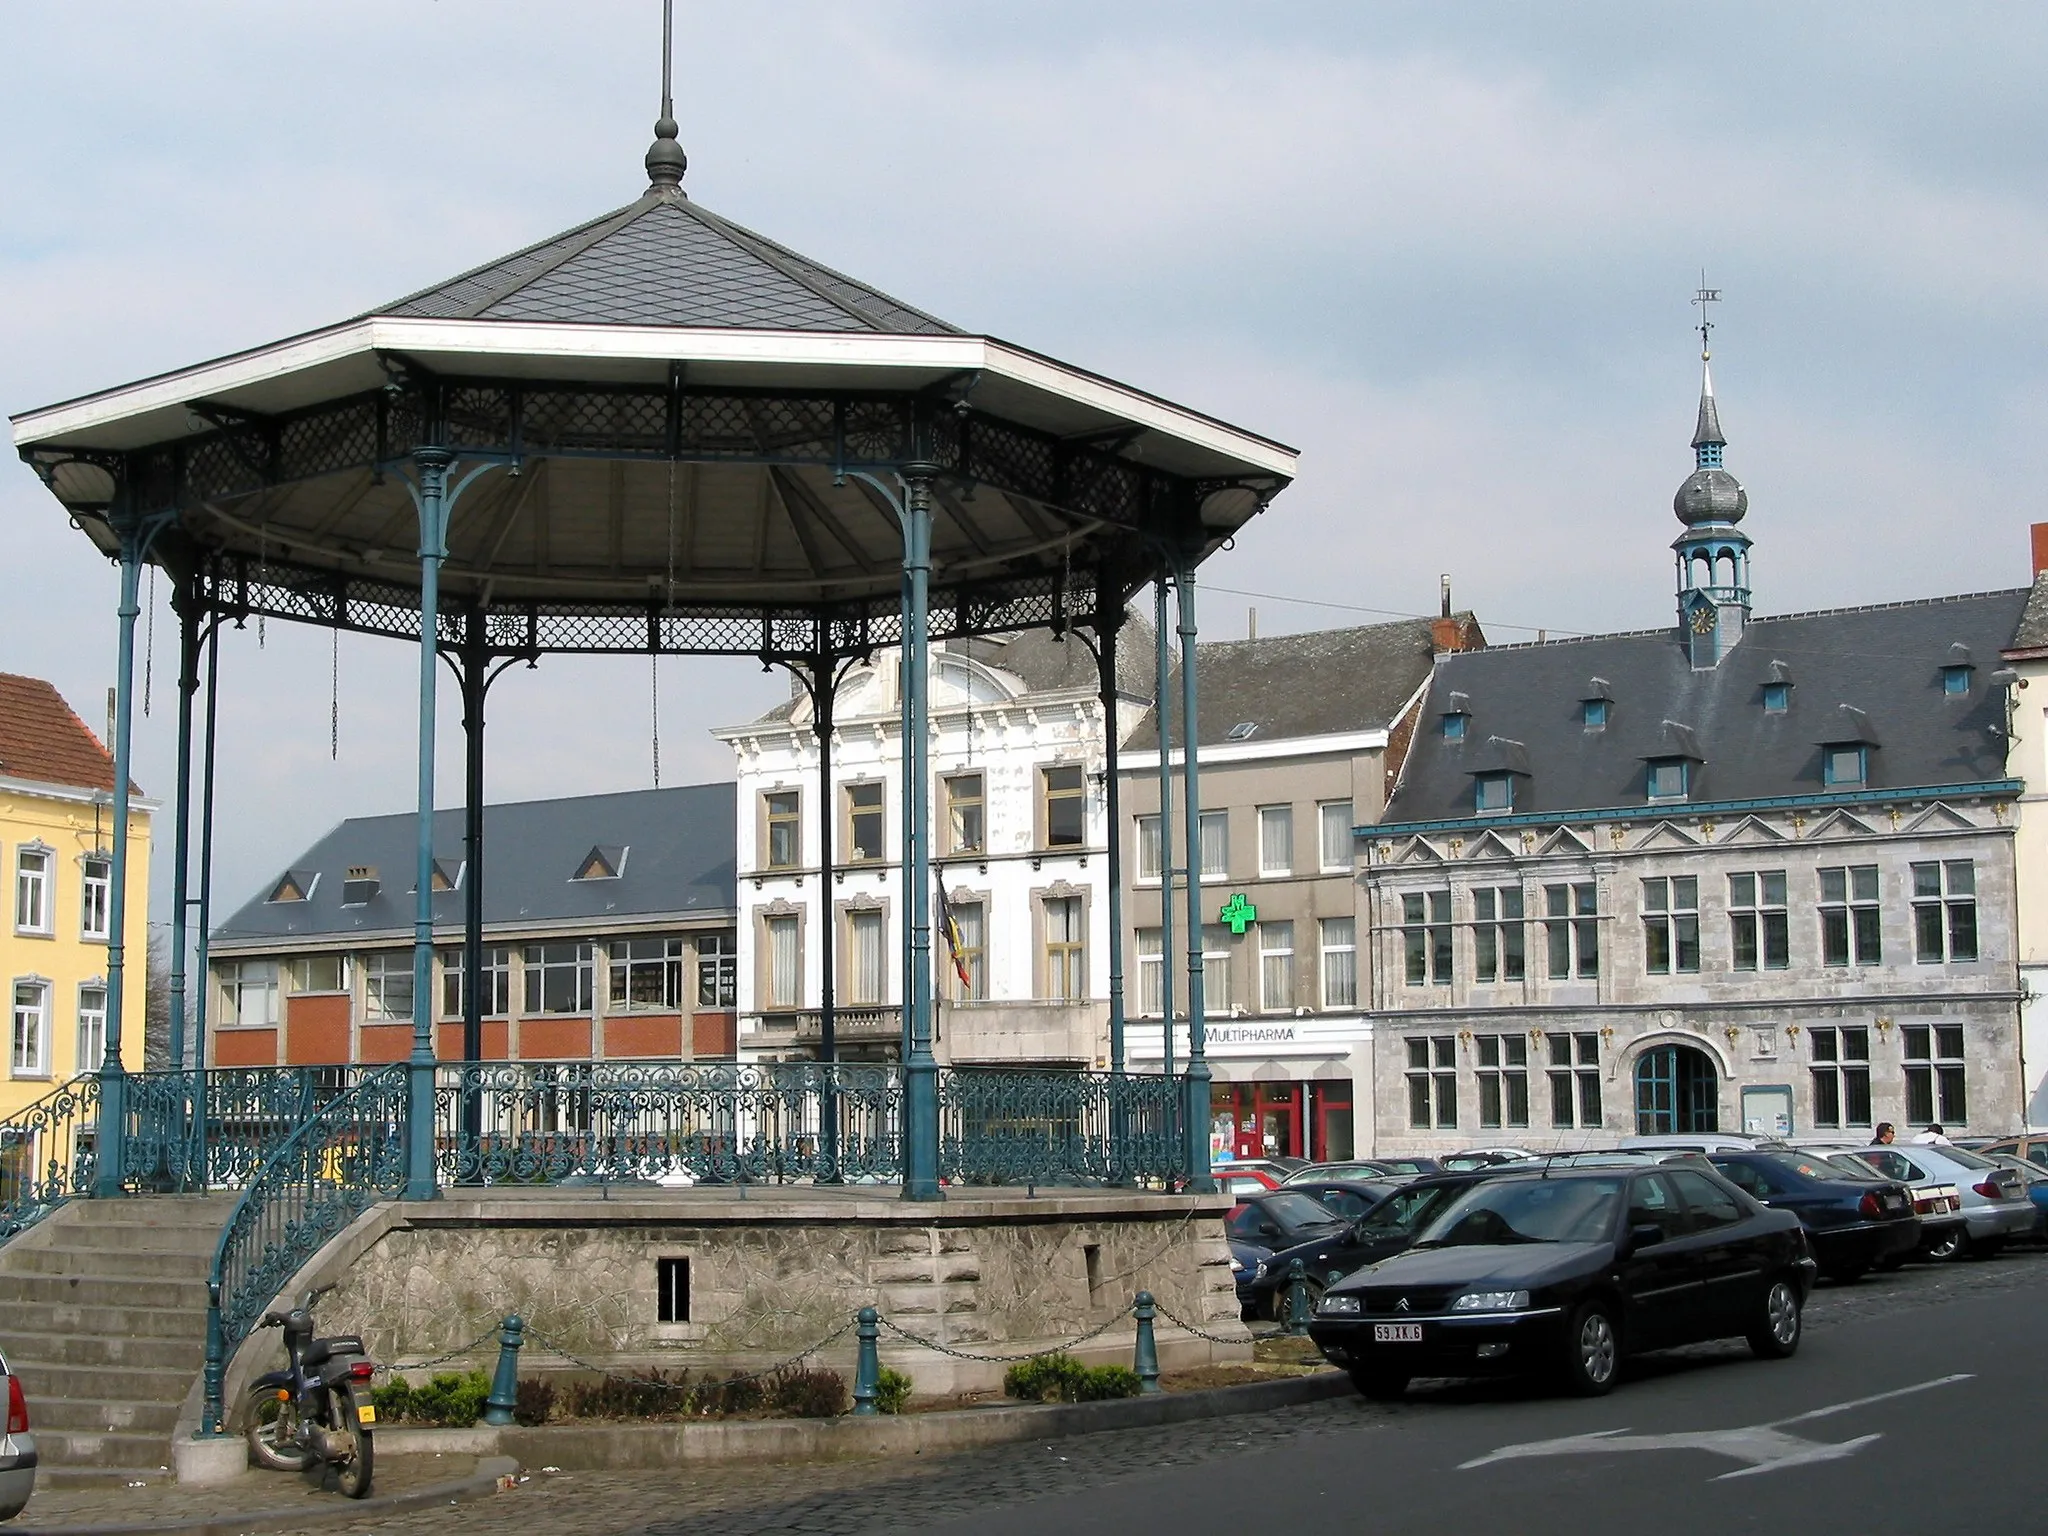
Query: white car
1619 1132 1771 1155
0 1350 35 1523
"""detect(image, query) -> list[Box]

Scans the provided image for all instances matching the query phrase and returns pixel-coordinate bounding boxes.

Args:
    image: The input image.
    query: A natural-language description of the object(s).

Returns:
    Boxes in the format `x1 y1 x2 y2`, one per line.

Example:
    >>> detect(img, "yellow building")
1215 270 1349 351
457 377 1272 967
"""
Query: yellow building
0 672 151 1123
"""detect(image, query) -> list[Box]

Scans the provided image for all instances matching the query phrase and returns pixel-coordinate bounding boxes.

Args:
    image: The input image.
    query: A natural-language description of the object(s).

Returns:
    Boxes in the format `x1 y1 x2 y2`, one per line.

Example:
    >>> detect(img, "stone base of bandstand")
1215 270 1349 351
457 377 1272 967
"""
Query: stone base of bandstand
225 1187 1248 1411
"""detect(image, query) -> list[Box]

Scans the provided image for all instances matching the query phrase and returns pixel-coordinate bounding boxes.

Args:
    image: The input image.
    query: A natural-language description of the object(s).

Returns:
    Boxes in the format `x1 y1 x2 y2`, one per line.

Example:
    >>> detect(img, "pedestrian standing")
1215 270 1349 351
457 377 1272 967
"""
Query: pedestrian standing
1874 1122 1895 1145
1912 1123 1952 1146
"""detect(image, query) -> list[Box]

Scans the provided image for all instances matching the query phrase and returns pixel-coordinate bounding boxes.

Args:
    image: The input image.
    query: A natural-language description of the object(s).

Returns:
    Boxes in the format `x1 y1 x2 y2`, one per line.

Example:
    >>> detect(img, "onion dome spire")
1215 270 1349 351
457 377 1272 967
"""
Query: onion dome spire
1674 283 1745 526
644 0 688 195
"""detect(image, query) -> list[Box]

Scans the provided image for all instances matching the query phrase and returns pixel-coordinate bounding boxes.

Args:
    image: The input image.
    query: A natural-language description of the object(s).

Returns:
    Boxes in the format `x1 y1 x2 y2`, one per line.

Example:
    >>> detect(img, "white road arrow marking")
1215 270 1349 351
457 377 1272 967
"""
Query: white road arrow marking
1458 1372 1973 1482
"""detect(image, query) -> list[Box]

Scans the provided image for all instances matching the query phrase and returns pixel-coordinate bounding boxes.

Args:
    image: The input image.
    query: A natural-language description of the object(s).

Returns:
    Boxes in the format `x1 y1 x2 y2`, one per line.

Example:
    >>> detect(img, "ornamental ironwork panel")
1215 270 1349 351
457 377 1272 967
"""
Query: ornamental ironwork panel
202 1066 409 1432
445 386 515 451
938 1067 1185 1188
120 1067 366 1193
524 389 669 455
434 1060 902 1186
278 401 378 483
0 1074 100 1238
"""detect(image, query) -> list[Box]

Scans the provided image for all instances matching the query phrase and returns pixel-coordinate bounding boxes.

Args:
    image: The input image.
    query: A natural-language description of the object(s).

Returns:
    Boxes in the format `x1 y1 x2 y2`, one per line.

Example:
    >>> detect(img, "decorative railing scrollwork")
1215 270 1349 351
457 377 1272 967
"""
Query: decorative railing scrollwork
938 1067 1186 1188
0 1074 101 1237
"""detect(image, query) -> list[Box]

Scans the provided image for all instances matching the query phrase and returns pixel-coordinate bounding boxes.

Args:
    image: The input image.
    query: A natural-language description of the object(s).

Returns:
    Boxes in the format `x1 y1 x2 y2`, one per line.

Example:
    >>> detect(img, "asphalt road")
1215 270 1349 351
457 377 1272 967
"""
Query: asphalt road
330 1255 2047 1536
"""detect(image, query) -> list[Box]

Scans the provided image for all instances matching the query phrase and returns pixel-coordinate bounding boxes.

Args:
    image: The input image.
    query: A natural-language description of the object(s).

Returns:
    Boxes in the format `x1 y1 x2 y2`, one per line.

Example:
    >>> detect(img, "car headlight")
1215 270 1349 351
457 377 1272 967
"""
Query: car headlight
1230 1256 1244 1273
1253 1261 1270 1281
1450 1290 1530 1312
1317 1293 1362 1315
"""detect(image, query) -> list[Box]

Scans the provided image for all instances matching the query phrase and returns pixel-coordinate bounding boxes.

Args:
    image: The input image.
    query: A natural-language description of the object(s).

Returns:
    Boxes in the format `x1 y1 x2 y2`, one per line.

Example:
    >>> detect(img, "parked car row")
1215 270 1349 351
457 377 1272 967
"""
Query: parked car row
1218 1131 2048 1402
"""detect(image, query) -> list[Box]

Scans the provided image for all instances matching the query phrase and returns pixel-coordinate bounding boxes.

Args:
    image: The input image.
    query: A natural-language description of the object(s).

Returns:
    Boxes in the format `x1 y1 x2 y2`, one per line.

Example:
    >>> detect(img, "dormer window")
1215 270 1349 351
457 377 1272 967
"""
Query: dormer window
1582 699 1608 729
267 870 317 904
1646 759 1690 802
1941 665 1971 697
572 845 628 882
1442 712 1468 741
340 867 380 906
1474 774 1514 814
1226 721 1258 741
1762 682 1790 714
1823 746 1867 787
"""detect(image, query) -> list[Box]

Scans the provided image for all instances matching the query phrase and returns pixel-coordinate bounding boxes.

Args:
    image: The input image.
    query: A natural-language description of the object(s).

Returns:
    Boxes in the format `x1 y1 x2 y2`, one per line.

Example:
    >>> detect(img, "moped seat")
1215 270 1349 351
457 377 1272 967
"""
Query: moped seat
301 1335 365 1368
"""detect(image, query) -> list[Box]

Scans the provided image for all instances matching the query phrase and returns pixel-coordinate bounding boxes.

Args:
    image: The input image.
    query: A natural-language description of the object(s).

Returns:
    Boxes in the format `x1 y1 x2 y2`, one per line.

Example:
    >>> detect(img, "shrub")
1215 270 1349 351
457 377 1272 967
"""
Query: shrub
513 1377 556 1427
562 1369 690 1420
370 1370 492 1426
874 1366 913 1415
1003 1354 1139 1404
766 1366 847 1419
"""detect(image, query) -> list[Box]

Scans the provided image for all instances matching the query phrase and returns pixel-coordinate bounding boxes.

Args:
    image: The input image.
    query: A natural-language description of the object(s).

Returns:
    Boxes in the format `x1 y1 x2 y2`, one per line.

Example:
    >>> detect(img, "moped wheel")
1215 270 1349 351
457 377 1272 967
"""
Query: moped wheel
243 1386 313 1471
330 1385 375 1499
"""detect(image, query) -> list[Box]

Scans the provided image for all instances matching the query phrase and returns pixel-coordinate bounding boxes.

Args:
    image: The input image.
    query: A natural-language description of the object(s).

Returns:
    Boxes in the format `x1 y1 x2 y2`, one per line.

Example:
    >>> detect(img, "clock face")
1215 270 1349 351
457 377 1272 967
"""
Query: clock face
1690 607 1717 634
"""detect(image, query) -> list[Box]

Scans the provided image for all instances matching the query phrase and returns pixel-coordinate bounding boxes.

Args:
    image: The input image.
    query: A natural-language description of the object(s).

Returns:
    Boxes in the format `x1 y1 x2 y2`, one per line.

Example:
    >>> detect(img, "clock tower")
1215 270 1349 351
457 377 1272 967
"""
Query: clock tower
1672 294 1751 669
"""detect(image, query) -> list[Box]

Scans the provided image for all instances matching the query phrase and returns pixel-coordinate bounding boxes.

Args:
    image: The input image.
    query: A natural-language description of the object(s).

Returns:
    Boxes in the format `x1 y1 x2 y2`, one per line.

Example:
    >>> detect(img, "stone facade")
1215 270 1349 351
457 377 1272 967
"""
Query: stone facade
257 1191 1245 1401
1365 797 2022 1149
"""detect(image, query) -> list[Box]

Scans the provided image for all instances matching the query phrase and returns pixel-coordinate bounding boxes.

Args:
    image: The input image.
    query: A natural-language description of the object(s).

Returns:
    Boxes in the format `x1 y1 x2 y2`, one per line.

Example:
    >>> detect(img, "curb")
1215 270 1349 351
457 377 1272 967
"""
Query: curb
12 1456 520 1536
487 1369 1353 1468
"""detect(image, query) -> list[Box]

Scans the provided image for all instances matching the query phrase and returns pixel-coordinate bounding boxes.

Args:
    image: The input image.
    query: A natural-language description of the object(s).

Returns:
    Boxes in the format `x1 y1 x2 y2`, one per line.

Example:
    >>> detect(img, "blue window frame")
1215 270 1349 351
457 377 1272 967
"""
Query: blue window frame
1762 682 1789 713
1823 746 1867 786
1582 699 1608 729
1442 713 1468 741
1646 759 1689 801
1474 774 1513 813
1941 666 1970 697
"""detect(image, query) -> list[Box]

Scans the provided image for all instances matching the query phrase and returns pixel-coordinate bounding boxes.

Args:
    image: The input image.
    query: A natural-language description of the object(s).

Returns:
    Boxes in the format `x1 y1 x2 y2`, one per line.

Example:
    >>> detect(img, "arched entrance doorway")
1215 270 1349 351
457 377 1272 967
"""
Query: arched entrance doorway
1635 1044 1719 1134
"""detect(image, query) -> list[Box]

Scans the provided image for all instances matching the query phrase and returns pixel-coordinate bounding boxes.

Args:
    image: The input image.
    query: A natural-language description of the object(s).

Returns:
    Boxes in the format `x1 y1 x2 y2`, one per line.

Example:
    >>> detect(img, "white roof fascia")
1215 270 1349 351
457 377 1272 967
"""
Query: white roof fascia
0 775 161 814
1121 728 1391 771
13 322 1298 480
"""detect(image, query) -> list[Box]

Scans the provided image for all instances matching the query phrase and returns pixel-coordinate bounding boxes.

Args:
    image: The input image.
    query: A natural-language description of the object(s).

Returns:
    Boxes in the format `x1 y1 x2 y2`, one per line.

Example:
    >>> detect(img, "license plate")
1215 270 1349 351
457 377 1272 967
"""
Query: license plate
356 1404 376 1425
1373 1323 1424 1343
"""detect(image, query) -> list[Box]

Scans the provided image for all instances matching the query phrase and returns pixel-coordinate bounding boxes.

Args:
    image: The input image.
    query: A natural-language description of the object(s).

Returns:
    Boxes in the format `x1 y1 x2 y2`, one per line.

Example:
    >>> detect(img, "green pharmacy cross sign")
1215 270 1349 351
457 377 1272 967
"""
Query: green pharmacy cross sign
1218 893 1258 934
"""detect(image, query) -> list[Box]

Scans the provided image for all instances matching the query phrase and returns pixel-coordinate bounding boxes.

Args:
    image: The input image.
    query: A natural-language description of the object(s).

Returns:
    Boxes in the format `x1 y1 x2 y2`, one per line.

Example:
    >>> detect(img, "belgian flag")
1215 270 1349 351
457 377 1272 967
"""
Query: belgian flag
936 873 973 993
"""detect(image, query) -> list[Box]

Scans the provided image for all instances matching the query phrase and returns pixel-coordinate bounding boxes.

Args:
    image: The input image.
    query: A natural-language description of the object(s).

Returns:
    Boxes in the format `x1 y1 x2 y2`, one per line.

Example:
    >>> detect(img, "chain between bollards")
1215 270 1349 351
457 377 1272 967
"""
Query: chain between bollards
1132 1290 1160 1394
482 1313 524 1426
852 1306 881 1416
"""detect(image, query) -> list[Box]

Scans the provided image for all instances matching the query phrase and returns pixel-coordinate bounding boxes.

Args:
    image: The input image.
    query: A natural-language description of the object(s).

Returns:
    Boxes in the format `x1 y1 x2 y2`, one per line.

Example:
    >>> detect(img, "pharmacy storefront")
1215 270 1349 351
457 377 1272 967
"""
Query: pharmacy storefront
1127 1014 1373 1165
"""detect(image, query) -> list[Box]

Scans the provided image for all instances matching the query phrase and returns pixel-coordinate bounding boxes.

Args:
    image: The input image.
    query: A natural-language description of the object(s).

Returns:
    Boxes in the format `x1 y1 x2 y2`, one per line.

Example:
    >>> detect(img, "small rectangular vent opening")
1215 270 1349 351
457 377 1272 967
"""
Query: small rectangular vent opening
657 1256 690 1323
1083 1243 1103 1304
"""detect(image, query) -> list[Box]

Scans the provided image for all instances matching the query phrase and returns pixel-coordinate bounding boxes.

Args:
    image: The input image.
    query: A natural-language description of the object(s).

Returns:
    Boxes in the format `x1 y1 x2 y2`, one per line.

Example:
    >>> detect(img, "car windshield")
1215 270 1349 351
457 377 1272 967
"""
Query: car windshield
1932 1146 1996 1171
1260 1192 1345 1229
1358 1185 1453 1235
1821 1154 1886 1182
1414 1176 1624 1247
1287 1163 1385 1183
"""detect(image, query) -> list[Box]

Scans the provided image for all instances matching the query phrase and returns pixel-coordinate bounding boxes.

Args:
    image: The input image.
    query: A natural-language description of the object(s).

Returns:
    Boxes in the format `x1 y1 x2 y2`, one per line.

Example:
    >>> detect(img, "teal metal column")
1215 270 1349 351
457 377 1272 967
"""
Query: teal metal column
899 466 941 1200
1154 578 1175 1080
405 447 455 1202
94 516 145 1198
166 581 201 1073
1175 558 1214 1193
1099 605 1126 1075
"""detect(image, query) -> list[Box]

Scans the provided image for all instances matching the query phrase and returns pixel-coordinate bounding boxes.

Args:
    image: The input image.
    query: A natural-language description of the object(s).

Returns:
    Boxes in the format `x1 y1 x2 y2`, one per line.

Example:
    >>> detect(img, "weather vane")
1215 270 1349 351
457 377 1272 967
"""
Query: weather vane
1692 273 1720 360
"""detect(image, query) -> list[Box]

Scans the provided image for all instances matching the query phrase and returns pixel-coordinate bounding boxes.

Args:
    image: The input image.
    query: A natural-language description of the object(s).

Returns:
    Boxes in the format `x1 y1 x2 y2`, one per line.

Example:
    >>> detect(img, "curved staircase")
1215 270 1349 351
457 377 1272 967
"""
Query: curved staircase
0 1196 231 1487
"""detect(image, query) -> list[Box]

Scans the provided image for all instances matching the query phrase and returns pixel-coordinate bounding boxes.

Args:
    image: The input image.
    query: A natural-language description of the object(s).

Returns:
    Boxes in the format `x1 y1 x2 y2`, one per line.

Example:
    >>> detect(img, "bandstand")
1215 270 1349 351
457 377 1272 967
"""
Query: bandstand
9 14 1295 1438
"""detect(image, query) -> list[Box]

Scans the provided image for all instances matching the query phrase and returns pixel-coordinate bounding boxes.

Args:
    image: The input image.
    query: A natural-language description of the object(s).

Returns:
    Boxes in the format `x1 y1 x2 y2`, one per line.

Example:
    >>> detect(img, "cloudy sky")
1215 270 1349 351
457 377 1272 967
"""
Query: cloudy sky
4 2 2044 926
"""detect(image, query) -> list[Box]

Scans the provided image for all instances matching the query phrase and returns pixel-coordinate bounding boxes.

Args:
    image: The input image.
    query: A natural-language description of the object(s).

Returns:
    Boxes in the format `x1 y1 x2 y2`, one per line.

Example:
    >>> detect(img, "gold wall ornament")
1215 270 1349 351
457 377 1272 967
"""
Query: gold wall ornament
1994 802 2010 824
1449 838 1464 856
1888 807 1901 831
1792 814 1807 837
1610 826 1626 848
1785 1023 1801 1039
1700 822 1716 841
1875 1016 1893 1035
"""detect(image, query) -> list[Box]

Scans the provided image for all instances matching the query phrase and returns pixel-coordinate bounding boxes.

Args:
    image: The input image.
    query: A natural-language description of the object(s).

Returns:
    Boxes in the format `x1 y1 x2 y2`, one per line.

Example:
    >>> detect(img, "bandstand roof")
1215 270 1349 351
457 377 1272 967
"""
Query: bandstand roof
13 127 1296 661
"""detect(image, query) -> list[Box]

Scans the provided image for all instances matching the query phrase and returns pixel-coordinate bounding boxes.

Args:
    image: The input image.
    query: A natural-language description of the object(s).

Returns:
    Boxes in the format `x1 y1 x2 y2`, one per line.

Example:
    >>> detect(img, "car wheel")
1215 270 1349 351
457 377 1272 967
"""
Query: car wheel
1922 1228 1965 1262
1747 1276 1802 1360
1348 1366 1409 1401
1558 1301 1620 1397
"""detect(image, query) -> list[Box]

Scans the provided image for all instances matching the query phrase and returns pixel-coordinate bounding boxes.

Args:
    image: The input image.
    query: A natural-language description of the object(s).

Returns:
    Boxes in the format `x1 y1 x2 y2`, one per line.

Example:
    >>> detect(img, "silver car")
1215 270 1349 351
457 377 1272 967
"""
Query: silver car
1848 1145 2036 1256
0 1350 35 1522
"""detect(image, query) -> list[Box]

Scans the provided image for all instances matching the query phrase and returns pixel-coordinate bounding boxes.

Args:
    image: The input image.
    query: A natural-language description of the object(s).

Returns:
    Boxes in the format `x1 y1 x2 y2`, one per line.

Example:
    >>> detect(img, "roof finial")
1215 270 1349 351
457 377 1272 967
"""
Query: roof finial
1692 270 1718 361
1689 276 1725 457
644 0 688 195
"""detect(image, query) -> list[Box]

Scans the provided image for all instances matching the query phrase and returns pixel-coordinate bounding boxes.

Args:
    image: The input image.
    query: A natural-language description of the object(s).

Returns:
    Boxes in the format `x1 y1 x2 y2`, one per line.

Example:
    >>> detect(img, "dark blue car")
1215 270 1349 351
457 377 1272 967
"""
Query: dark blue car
1707 1151 1919 1281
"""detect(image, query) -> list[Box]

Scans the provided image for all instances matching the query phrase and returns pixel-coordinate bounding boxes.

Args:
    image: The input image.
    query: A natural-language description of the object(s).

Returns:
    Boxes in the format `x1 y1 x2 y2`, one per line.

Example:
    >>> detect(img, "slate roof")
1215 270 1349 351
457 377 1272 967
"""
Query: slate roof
211 783 736 949
0 673 130 795
1382 591 2030 826
2004 571 2048 654
1122 615 1479 752
375 193 961 335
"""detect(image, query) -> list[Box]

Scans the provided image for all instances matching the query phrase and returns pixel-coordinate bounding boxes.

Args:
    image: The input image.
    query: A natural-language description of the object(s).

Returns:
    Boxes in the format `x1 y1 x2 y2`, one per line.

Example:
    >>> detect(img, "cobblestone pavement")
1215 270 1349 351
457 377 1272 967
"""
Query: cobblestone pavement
17 1453 479 1532
308 1253 2047 1536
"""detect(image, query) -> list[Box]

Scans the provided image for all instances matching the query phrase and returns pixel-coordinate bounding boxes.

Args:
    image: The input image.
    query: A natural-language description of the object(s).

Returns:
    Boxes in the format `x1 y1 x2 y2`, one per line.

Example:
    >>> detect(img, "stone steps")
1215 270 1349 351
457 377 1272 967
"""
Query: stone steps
1 1301 209 1340
7 1247 215 1279
2 1331 202 1371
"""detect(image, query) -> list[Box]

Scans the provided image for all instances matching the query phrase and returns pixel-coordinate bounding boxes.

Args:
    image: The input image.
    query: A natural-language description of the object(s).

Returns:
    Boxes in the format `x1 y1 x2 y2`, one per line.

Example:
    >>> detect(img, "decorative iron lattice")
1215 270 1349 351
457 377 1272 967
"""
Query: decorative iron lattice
433 1061 903 1186
108 381 1187 538
0 1074 100 1238
198 549 1114 658
121 1067 368 1193
938 1067 1186 1188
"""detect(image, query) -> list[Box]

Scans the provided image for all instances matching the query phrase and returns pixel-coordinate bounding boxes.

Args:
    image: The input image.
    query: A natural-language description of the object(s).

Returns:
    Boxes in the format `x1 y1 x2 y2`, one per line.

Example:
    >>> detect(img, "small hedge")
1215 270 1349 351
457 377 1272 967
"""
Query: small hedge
1002 1353 1141 1404
550 1364 847 1422
874 1366 913 1415
370 1370 491 1426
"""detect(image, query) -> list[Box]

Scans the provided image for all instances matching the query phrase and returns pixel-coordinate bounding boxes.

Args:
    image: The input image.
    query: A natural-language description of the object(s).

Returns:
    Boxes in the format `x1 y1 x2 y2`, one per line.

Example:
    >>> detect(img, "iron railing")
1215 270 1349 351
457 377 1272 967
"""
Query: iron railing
0 1074 101 1236
433 1061 904 1186
121 1067 365 1193
939 1067 1187 1187
201 1065 408 1434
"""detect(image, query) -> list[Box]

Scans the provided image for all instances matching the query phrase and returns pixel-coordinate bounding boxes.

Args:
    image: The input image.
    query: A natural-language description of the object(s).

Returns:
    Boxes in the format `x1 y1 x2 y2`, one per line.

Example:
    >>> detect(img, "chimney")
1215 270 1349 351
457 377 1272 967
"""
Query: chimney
1247 607 1258 640
105 687 116 750
2032 523 2048 578
1429 616 1468 653
341 866 381 906
1440 573 1452 619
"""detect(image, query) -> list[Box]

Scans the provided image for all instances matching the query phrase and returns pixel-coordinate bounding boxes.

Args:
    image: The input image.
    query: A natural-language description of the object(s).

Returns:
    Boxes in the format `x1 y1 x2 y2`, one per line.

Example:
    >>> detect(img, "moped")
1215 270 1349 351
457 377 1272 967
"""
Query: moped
242 1284 376 1498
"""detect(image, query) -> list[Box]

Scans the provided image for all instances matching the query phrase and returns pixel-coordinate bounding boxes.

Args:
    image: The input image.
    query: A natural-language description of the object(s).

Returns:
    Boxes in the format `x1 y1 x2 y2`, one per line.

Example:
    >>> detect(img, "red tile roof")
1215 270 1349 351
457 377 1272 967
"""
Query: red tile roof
0 673 129 795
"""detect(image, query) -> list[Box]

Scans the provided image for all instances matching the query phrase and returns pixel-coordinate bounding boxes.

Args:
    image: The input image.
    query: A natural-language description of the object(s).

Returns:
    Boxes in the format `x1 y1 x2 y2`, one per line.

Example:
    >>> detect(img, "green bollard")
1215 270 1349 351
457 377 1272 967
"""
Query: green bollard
852 1306 880 1416
1285 1258 1312 1337
1132 1291 1161 1394
481 1314 524 1426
